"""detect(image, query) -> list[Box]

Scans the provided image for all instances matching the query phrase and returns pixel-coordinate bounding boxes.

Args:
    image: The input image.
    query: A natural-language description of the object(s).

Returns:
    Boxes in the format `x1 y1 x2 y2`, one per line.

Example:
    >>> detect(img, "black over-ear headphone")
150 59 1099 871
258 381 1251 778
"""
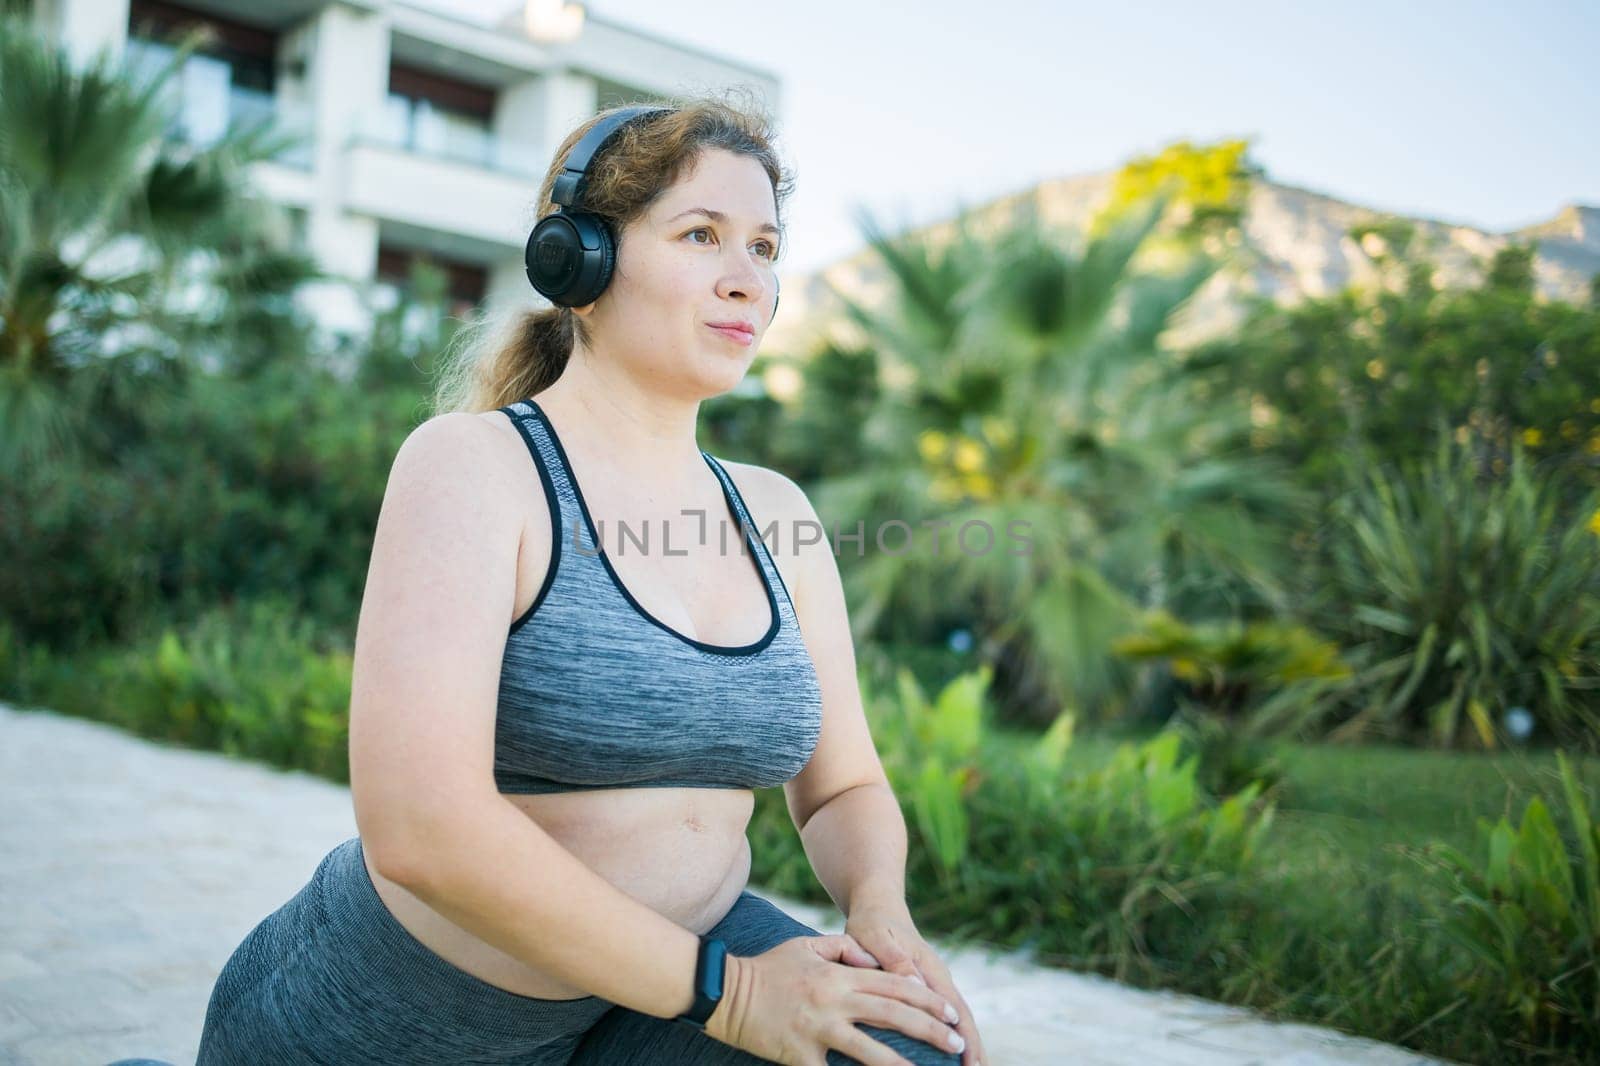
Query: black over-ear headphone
523 104 779 322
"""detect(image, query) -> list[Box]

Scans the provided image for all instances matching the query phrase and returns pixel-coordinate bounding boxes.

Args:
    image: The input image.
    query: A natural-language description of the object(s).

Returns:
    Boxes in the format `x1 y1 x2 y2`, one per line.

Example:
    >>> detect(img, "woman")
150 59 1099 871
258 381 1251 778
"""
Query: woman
195 94 987 1066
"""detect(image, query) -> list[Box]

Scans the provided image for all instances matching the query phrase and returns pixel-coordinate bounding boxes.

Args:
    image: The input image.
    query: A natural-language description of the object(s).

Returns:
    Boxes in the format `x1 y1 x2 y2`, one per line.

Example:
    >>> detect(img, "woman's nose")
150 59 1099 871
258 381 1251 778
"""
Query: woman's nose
722 261 769 302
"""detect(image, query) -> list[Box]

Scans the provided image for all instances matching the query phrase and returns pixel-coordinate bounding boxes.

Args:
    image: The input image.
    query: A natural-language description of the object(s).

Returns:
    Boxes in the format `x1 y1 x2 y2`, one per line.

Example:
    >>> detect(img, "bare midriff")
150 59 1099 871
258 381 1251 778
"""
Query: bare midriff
363 786 755 1000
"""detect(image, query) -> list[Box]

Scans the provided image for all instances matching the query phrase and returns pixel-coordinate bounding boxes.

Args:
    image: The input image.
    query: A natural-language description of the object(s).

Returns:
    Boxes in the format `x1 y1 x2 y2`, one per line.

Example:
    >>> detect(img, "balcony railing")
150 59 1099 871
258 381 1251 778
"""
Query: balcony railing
351 97 544 180
226 83 314 169
125 37 314 170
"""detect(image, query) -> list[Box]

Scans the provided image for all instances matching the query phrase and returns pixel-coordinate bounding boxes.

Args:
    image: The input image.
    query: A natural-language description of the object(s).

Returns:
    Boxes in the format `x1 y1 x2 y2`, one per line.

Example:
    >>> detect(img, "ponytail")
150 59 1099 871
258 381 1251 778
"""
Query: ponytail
430 303 581 415
514 306 576 397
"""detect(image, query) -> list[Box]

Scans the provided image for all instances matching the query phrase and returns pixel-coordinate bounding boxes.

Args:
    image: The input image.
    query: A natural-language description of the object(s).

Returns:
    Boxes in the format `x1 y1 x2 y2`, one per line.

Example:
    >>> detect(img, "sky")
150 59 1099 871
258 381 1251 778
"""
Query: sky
419 0 1600 277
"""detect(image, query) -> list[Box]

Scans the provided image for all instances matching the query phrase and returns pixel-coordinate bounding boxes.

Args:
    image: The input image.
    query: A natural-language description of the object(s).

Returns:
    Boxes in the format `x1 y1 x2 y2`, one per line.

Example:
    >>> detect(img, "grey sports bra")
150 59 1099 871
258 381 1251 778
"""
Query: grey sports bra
491 396 824 794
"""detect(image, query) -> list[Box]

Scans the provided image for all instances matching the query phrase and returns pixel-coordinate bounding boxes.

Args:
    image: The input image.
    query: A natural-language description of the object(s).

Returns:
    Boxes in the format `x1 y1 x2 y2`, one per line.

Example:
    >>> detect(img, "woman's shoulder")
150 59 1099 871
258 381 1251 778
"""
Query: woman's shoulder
703 458 827 593
707 457 815 530
386 411 532 508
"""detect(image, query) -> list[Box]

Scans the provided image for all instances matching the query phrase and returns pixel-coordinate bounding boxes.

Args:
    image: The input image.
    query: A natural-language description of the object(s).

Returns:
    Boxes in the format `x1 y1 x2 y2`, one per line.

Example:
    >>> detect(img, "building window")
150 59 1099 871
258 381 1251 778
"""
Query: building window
376 244 489 319
125 1 310 167
381 64 498 170
128 0 278 74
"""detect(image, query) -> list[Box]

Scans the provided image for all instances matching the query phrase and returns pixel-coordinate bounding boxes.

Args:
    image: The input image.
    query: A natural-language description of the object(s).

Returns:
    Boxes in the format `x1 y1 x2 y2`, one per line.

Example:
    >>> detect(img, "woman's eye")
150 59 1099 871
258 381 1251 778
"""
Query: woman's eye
687 228 778 261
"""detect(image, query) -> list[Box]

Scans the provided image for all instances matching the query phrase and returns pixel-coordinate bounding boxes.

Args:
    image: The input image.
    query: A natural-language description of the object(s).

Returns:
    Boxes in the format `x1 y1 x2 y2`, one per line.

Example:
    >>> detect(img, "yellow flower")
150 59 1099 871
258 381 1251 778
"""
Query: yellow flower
1522 427 1543 447
951 437 985 474
917 430 948 463
1589 508 1600 537
962 472 994 500
1171 657 1201 682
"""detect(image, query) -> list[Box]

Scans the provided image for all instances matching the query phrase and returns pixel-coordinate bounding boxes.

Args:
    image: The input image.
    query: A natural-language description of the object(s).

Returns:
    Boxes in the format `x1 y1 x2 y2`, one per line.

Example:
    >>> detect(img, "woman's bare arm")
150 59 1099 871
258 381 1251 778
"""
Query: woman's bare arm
347 412 708 1021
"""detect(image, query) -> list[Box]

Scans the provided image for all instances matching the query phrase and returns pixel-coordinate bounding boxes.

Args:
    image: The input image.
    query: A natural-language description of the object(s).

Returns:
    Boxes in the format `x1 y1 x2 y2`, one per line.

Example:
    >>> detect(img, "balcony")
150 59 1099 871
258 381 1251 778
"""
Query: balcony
125 37 314 170
361 91 544 180
342 125 540 252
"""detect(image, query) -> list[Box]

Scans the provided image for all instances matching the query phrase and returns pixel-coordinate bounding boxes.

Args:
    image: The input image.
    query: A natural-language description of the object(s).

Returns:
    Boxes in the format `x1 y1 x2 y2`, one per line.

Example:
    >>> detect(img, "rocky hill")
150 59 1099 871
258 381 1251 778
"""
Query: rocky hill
763 172 1600 359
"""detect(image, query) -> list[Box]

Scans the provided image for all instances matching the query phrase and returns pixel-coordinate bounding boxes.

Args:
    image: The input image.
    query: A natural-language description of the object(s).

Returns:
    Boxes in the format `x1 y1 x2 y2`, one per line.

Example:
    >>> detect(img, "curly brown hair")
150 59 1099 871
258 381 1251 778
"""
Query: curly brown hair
431 87 794 415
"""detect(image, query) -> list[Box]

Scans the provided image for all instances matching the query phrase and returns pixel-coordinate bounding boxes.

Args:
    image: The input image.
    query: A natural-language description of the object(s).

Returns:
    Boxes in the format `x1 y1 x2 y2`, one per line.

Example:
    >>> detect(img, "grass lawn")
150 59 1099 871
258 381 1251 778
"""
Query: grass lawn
1263 738 1600 885
1008 721 1600 879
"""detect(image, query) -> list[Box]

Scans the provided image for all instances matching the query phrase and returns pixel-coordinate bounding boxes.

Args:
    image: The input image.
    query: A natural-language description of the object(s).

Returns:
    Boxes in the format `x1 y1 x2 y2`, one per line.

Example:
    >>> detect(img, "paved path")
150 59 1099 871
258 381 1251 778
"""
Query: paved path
0 702 1457 1066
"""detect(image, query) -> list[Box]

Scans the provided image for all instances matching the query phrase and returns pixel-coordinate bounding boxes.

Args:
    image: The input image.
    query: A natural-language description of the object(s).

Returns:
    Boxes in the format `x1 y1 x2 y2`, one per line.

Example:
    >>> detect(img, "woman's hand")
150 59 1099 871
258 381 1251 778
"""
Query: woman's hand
703 934 966 1066
844 901 988 1066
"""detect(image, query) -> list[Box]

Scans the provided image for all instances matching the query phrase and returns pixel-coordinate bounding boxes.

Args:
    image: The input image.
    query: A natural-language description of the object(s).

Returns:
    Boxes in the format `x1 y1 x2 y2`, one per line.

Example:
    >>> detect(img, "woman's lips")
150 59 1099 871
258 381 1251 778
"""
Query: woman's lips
707 324 754 346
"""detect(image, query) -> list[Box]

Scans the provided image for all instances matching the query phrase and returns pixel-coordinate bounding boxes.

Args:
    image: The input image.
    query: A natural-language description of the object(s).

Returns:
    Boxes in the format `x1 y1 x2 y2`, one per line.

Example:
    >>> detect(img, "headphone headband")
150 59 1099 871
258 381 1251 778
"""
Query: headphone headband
550 105 674 212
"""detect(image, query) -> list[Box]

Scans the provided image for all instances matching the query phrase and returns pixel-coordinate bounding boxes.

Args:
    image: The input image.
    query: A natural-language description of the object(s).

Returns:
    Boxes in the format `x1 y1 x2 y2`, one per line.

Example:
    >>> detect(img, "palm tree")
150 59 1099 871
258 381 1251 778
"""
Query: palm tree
813 192 1311 723
0 12 317 468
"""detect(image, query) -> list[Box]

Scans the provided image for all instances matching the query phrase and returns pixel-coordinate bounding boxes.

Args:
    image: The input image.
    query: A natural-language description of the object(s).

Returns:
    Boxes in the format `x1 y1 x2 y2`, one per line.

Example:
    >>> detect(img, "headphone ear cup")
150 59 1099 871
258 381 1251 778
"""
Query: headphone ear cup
561 212 616 308
590 215 618 306
524 215 565 302
526 210 617 308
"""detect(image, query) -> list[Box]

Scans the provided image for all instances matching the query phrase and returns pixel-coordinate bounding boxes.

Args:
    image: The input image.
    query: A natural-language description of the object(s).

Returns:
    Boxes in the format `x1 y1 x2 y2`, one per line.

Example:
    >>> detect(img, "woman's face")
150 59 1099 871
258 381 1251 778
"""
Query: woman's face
575 147 781 398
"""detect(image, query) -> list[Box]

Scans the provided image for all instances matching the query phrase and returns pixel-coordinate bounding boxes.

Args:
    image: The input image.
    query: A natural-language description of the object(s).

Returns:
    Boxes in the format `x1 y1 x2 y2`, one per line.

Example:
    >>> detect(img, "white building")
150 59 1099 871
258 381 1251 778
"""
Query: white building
27 0 782 336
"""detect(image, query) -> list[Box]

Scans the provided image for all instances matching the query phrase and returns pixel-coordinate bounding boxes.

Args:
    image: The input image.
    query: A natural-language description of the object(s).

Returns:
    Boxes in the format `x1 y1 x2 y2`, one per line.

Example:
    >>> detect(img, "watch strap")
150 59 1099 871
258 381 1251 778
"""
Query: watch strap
676 935 728 1029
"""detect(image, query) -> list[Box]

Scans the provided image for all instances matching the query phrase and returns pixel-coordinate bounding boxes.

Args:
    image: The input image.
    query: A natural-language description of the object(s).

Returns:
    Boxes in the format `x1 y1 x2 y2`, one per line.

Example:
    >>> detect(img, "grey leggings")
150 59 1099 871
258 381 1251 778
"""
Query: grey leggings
195 837 963 1065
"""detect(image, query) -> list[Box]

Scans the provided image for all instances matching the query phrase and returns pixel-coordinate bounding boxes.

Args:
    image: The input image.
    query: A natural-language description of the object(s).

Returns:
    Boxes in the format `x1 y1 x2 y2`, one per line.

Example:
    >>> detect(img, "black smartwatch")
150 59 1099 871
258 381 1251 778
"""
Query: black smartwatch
674 935 728 1030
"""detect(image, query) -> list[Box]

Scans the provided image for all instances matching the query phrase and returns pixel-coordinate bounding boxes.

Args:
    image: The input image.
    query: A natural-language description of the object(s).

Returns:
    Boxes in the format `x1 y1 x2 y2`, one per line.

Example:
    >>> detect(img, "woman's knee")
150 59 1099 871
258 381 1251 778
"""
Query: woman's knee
822 1021 961 1066
601 892 958 1065
710 898 961 1064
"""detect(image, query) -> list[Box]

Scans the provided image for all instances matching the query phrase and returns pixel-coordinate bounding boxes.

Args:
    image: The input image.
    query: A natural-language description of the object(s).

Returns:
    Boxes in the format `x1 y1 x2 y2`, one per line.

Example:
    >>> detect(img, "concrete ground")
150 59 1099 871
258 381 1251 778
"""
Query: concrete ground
0 702 1458 1065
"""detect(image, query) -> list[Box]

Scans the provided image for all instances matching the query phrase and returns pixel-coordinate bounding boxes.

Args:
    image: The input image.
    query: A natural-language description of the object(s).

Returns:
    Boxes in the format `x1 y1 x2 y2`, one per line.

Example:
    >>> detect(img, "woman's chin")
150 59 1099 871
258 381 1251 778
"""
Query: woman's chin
701 347 756 378
693 359 754 398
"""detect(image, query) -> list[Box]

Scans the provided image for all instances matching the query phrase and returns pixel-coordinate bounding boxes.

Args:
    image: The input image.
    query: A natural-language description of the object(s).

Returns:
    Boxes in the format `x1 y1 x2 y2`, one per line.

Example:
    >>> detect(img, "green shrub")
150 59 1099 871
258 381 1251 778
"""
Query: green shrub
0 613 60 703
1191 223 1600 499
0 356 415 653
1112 609 1350 709
1413 749 1600 1054
50 598 353 780
1165 700 1290 801
1110 607 1352 785
753 664 1279 986
993 703 1277 982
1310 432 1600 750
